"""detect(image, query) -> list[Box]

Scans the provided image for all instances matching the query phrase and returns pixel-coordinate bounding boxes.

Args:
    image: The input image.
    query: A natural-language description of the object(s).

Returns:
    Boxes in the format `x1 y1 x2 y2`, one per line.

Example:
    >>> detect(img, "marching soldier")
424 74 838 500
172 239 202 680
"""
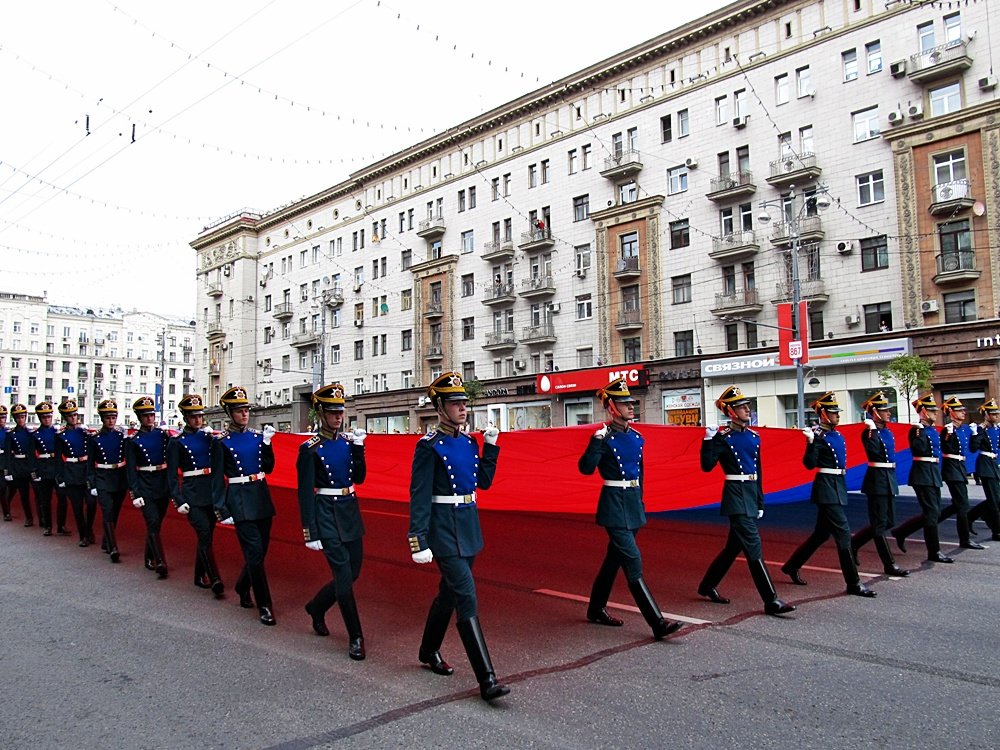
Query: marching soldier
87 399 127 562
212 386 277 626
936 396 984 550
781 392 876 597
167 395 224 597
0 405 11 521
850 391 908 576
55 399 95 547
892 393 953 563
698 385 795 615
579 377 683 638
31 401 67 536
125 396 171 578
5 404 35 525
297 383 367 660
968 399 1000 540
408 372 509 702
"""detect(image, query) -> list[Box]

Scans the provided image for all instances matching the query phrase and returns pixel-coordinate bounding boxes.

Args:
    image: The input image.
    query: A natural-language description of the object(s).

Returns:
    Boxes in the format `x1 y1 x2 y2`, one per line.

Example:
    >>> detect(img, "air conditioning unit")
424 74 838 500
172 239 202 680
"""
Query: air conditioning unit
514 360 527 370
979 75 998 91
550 303 561 314
782 159 797 173
907 103 924 120
575 268 587 279
887 110 904 126
836 241 854 255
732 115 749 129
845 314 861 326
889 60 907 78
353 319 363 327
920 299 939 314
352 283 363 292
684 157 698 169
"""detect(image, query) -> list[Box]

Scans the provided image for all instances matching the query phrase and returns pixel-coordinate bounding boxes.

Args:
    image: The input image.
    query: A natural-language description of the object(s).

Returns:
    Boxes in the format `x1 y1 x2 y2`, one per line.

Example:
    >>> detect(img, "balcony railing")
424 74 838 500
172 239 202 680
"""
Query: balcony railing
616 308 643 330
272 302 294 319
933 250 980 285
520 275 555 297
206 282 224 297
424 301 444 318
599 149 643 179
711 288 764 317
766 152 822 186
207 322 225 337
425 344 444 360
482 239 515 261
291 331 320 348
711 231 760 261
908 40 973 83
770 215 824 245
208 362 221 375
484 330 517 349
929 179 975 215
614 256 641 277
521 323 557 344
707 170 756 200
483 282 516 305
417 214 446 238
772 278 829 304
519 226 555 251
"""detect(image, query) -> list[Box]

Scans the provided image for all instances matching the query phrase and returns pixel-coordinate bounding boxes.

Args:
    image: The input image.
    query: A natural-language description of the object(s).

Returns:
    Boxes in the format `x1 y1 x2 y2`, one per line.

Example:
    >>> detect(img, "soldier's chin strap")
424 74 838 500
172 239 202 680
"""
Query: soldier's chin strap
606 399 623 421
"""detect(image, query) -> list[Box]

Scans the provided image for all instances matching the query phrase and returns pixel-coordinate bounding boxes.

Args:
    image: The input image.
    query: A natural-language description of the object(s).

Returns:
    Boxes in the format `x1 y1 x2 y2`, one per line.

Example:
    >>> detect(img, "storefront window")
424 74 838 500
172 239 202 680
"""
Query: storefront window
662 389 702 426
780 393 826 428
365 413 411 433
507 402 552 430
565 400 594 426
849 387 898 422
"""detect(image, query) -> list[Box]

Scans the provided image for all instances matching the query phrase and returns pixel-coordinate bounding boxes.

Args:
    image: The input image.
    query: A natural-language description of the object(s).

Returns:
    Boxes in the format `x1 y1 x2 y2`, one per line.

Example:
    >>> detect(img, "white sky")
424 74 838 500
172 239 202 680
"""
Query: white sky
1 0 730 317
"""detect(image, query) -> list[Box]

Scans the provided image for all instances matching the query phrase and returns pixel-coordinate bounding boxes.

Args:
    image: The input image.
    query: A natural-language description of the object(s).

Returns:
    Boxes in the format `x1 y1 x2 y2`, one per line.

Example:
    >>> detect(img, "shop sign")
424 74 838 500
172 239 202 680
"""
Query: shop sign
537 365 647 395
701 338 910 377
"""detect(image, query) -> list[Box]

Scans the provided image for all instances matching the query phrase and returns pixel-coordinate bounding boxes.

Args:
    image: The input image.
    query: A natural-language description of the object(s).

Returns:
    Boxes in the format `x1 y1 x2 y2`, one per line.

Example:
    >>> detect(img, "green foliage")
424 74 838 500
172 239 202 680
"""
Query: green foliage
878 354 933 420
463 378 484 405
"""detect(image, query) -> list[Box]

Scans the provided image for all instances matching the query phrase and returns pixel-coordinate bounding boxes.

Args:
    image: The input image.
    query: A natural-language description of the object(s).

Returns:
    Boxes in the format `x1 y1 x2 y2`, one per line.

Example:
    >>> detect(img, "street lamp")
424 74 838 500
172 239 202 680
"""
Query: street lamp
313 286 340 388
757 184 830 428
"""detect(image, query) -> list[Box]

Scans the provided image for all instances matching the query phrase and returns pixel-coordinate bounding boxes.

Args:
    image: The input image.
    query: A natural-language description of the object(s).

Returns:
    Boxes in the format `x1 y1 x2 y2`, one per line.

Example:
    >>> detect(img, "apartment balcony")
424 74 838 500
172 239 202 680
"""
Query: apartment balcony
423 301 444 319
706 171 757 202
908 40 973 84
599 149 643 180
766 153 822 187
933 250 980 285
519 226 555 252
425 344 444 361
272 302 294 320
929 180 976 216
416 214 446 239
208 361 221 376
613 256 641 280
182 345 193 354
483 330 517 351
710 231 760 262
769 215 825 246
482 282 516 306
771 278 829 305
711 288 763 317
615 308 643 332
77 370 89 381
481 239 515 262
206 282 224 298
93 337 105 346
291 331 320 348
322 287 344 307
521 323 557 345
183 375 196 385
206 322 225 340
520 275 556 298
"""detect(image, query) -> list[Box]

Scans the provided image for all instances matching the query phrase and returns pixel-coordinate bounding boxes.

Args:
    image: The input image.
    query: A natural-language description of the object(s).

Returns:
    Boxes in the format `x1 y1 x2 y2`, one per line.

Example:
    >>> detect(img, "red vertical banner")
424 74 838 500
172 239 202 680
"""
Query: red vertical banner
798 300 809 364
777 301 809 366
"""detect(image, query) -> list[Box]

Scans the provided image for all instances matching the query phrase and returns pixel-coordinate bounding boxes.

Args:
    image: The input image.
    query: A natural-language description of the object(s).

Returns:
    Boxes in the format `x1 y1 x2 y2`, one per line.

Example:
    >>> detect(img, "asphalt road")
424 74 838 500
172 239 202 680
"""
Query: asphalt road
2 486 999 749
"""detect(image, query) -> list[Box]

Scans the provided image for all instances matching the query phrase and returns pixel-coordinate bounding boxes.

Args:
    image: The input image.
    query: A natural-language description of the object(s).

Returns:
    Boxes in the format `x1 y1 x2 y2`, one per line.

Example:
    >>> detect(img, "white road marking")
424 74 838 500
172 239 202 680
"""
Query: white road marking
534 588 712 625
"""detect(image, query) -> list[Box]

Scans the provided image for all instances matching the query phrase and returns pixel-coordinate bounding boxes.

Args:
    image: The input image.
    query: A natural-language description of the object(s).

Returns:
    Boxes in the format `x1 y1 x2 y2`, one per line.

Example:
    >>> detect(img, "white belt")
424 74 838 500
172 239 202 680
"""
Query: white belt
432 492 476 505
603 479 640 488
64 456 85 463
867 462 896 468
95 461 126 469
12 454 27 459
229 472 265 484
942 453 963 461
724 473 757 481
36 453 53 459
316 486 356 496
138 463 167 472
182 468 212 477
981 452 997 459
913 456 938 463
817 468 845 475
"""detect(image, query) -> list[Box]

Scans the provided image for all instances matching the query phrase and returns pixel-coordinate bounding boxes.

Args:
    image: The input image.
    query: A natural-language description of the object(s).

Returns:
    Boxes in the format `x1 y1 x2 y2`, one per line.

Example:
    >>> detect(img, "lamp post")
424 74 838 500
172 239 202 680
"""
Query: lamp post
757 185 830 428
313 286 338 389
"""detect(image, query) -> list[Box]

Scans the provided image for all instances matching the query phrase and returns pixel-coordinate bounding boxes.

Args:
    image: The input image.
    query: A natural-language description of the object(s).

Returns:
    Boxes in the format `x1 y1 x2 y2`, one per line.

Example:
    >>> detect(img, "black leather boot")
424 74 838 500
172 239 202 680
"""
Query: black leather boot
338 592 365 661
925 525 953 563
586 551 621 624
698 545 736 605
193 550 210 588
305 580 337 636
457 616 510 702
251 566 275 624
873 536 908 576
839 548 876 597
150 533 168 579
418 597 454 675
780 563 807 586
104 521 120 563
627 578 682 640
957 515 985 549
204 547 224 596
892 515 923 553
235 568 254 608
748 559 795 615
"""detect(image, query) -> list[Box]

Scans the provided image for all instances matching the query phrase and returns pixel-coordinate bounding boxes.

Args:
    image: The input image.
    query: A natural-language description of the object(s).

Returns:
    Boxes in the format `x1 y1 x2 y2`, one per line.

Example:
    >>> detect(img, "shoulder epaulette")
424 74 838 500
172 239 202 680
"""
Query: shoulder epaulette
302 434 321 448
630 427 643 438
421 430 437 441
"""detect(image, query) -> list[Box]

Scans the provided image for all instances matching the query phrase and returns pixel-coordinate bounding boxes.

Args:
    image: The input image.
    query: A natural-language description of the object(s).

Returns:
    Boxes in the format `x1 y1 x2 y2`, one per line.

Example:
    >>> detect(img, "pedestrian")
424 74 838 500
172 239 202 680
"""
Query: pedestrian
967 399 1000 540
408 371 509 702
0 405 11 522
31 401 67 536
297 383 367 660
87 399 127 562
212 386 277 626
781 392 876 597
125 396 171 578
579 377 683 637
55 399 95 547
936 396 984 550
167 394 224 597
4 404 34 526
892 393 953 563
850 391 909 576
698 385 795 615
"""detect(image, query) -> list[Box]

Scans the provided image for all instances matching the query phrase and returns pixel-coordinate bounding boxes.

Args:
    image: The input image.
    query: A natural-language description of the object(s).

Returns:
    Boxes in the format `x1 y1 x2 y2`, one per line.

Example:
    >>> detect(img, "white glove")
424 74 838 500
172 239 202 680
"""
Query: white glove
132 496 145 508
757 509 764 519
57 482 66 488
411 548 433 564
262 425 276 445
351 428 367 446
201 425 214 435
970 423 979 435
945 423 955 434
864 418 877 430
176 503 190 515
704 424 719 439
220 517 234 525
32 473 40 482
912 418 922 427
90 488 98 496
482 427 499 445
305 540 323 551
594 424 608 440
802 427 815 443
4 473 12 481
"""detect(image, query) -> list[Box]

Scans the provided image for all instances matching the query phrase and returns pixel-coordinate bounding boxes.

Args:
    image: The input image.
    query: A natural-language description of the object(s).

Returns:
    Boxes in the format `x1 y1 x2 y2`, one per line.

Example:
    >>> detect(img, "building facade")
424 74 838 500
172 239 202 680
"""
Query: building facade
191 0 1000 431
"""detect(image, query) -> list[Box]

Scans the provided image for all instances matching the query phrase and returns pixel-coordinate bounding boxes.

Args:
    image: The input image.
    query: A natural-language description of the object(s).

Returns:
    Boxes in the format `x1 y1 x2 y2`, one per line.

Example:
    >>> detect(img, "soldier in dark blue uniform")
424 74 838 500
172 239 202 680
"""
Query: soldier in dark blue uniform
579 377 683 638
31 401 66 536
408 372 509 702
87 399 127 562
125 396 171 578
5 404 35 526
167 394 224 597
892 393 953 563
0 405 11 522
298 383 368 660
55 399 95 547
936 396 984 550
781 392 876 597
212 386 277 626
850 391 908 576
698 385 795 615
968 399 1000 540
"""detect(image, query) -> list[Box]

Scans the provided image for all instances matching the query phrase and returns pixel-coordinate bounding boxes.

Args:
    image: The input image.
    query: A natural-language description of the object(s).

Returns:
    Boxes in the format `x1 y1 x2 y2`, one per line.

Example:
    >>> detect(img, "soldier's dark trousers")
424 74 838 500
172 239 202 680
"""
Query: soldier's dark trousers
97 488 126 525
308 538 363 616
433 554 478 621
140 496 170 572
939 481 973 545
234 517 273 609
1 480 11 519
588 527 644 613
54 486 69 531
784 503 853 573
9 477 32 523
34 479 54 530
66 485 94 542
699 513 764 594
187 506 222 586
968 477 1000 535
893 485 943 556
852 493 899 568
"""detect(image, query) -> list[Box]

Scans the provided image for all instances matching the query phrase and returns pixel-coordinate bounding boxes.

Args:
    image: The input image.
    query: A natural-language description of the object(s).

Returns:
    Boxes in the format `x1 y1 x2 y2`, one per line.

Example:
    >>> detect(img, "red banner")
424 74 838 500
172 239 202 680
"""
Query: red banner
777 301 809 366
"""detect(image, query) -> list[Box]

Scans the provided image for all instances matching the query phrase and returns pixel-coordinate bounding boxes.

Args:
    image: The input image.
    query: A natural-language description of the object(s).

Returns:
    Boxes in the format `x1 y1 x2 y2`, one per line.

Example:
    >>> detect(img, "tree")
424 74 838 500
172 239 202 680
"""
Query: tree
878 354 933 422
463 378 484 405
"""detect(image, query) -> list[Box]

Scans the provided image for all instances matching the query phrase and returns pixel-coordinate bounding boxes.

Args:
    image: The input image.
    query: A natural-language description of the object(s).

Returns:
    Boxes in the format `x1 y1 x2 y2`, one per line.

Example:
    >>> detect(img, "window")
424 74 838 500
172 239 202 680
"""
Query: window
799 125 814 155
861 235 889 271
400 289 412 311
575 244 591 274
715 95 729 126
677 109 689 137
401 370 413 389
281 355 290 372
462 362 476 382
933 149 966 184
939 219 972 256
660 114 672 143
462 317 475 340
354 340 364 360
491 177 500 200
775 73 789 105
461 274 475 297
541 159 550 184
796 66 812 97
581 145 592 170
573 194 590 222
468 186 476 209
745 322 758 349
918 21 935 53
528 164 538 188
857 170 885 206
458 189 466 212
866 40 882 73
929 82 961 117
944 13 961 46
722 265 737 295
461 230 475 254
503 173 511 195
618 181 638 204
619 232 639 260
725 323 739 352
853 107 880 142
401 329 412 351
842 49 858 82
400 249 412 271
674 331 694 357
568 148 578 174
577 348 594 368
669 219 690 249
667 166 688 195
809 309 824 341
733 89 746 120
611 132 623 158
943 290 976 323
623 337 641 364
672 275 692 304
576 294 592 320
862 302 892 333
